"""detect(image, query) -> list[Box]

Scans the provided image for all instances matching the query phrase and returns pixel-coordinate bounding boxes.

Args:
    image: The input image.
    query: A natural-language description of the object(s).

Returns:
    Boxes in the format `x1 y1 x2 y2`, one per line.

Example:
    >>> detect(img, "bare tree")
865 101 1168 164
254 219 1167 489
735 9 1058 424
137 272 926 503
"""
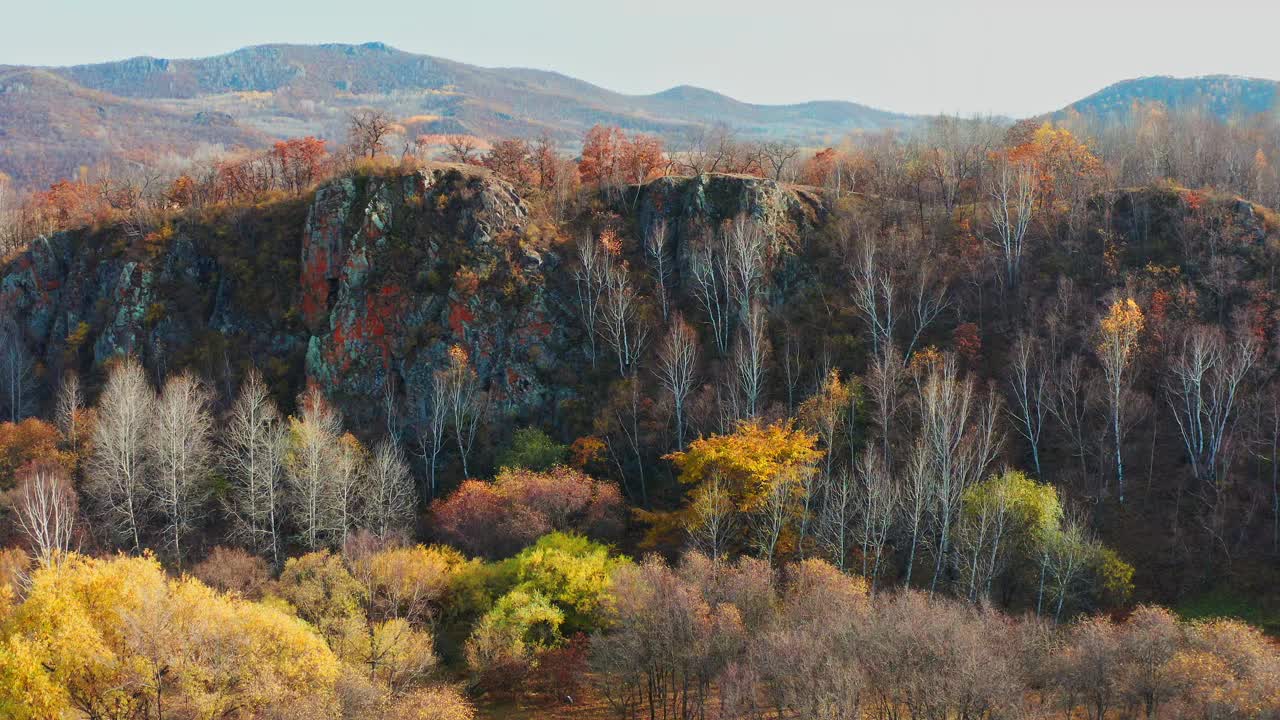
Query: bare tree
1008 332 1051 478
689 228 732 355
900 442 930 587
414 372 449 499
441 346 484 478
732 301 770 418
222 370 287 567
643 218 673 322
54 371 83 452
88 357 154 552
678 123 740 175
287 387 343 551
348 109 393 158
12 462 78 565
0 320 34 422
724 214 770 323
655 313 699 449
752 466 802 563
987 158 1036 291
443 135 479 164
903 261 950 361
818 468 857 570
759 140 800 181
148 372 214 566
574 233 609 366
854 448 896 588
329 433 366 548
849 236 897 357
1045 509 1097 622
921 115 998 214
599 255 651 376
1051 353 1097 492
364 439 415 540
1164 325 1259 488
867 343 904 473
915 356 1002 593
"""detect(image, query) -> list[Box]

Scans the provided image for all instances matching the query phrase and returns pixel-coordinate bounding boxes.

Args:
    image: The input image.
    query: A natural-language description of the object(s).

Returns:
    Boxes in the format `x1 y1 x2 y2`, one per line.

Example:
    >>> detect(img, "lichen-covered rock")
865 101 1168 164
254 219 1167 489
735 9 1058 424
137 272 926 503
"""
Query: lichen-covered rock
636 173 823 269
0 167 817 434
301 166 569 426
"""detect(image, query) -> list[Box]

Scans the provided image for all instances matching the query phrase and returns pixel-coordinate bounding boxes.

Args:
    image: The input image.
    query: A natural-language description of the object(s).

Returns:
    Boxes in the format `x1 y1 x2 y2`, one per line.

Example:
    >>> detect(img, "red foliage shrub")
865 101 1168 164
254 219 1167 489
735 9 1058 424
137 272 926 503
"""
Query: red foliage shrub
431 467 623 559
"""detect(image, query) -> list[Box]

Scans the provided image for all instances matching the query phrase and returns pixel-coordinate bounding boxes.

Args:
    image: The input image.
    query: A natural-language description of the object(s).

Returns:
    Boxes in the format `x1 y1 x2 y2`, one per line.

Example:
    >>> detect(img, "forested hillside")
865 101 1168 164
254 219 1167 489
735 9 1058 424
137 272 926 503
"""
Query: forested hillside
2 106 1280 718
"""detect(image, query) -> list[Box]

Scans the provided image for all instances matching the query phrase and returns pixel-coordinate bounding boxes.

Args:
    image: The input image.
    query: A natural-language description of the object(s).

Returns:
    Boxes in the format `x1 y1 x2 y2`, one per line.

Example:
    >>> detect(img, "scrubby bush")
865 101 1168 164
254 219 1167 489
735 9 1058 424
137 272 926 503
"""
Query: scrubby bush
432 466 623 558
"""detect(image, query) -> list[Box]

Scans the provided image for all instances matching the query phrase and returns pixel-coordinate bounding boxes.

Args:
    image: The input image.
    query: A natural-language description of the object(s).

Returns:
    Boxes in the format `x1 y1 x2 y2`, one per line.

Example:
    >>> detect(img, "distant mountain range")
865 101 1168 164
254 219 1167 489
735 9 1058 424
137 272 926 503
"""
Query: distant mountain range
1 43 1278 191
1053 75 1280 122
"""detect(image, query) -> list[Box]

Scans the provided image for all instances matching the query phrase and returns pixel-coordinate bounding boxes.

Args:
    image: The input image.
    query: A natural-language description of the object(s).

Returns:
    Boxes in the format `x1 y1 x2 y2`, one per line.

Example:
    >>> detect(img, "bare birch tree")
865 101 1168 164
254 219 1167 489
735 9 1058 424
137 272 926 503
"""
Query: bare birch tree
1008 332 1051 478
286 387 343 551
818 468 857 570
644 218 673 322
1051 353 1097 492
900 442 930 588
415 371 449 499
54 371 84 455
1164 325 1259 488
732 300 770 418
903 261 950 361
88 357 153 552
752 466 802 564
724 214 770 323
915 356 1002 593
1045 510 1097 622
442 345 484 478
148 372 214 566
600 256 651 376
12 462 78 565
1096 298 1145 502
0 320 33 422
687 470 737 562
656 313 699 449
854 448 896 588
849 236 896 356
329 433 366 548
866 344 904 476
574 232 609 366
689 228 732 355
222 370 287 566
987 158 1036 291
364 439 415 541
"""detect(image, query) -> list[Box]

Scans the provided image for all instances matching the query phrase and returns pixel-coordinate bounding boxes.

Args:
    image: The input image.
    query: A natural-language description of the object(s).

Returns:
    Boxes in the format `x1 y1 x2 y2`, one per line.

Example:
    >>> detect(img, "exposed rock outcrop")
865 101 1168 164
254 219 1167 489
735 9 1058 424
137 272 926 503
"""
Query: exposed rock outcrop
1 168 820 431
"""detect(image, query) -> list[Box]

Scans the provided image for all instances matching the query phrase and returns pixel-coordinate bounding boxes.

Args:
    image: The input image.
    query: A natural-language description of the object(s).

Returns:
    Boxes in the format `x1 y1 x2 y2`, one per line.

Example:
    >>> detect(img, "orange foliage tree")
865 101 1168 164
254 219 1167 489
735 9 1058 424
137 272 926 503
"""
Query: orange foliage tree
579 125 666 188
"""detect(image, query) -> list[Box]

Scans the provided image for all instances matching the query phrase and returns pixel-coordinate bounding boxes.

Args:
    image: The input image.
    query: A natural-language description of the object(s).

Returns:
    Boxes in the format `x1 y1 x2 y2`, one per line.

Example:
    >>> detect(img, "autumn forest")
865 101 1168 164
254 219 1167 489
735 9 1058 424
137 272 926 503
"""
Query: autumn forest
1 41 1280 720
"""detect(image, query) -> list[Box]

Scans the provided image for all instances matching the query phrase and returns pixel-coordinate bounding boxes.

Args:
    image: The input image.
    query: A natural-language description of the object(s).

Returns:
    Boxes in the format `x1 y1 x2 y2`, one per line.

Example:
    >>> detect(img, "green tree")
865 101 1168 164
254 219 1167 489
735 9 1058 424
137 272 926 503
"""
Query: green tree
496 427 568 472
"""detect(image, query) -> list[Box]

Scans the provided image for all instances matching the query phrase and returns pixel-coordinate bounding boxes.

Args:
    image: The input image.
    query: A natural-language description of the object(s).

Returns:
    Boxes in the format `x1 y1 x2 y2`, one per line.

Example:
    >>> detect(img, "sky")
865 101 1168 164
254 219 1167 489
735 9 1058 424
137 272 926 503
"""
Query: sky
4 0 1280 118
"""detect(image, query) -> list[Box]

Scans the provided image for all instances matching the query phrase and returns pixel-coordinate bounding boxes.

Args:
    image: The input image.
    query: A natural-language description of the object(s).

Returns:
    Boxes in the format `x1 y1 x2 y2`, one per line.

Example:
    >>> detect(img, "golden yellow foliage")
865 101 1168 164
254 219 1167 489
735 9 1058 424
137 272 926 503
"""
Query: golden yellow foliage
1098 297 1145 369
389 685 476 720
0 553 340 719
666 419 822 515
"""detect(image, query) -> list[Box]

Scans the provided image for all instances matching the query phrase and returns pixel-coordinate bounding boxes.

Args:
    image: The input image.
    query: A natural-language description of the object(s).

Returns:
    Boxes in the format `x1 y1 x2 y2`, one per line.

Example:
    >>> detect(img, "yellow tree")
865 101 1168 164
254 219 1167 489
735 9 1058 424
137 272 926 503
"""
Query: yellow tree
1096 298 1145 502
0 553 340 719
665 420 821 561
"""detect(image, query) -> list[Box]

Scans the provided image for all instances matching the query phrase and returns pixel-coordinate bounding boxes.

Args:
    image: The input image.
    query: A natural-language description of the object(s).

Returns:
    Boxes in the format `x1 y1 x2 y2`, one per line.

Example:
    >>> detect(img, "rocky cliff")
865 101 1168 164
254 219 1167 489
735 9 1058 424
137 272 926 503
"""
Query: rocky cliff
0 168 821 431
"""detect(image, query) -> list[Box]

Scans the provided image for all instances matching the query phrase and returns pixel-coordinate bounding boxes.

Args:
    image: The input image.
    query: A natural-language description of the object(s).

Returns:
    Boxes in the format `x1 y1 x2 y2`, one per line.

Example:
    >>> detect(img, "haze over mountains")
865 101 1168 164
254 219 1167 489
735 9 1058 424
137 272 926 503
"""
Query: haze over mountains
1 41 1278 191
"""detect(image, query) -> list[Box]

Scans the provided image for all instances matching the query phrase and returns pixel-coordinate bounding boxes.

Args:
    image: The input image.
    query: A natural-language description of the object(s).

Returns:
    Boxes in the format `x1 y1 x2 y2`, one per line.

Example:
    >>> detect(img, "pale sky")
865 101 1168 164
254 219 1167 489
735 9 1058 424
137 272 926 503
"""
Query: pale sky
3 0 1279 117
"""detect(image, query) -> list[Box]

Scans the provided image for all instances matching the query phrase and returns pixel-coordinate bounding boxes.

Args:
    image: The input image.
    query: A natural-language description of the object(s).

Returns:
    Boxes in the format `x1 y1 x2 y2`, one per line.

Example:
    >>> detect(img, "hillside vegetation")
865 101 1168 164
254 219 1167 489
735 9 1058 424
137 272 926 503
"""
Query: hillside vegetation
3 105 1280 718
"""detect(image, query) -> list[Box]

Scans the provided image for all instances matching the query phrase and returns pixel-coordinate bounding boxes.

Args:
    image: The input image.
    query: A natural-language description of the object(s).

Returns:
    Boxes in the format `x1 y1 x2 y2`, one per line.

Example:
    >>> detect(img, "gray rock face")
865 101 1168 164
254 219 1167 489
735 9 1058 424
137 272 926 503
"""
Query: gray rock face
0 168 819 431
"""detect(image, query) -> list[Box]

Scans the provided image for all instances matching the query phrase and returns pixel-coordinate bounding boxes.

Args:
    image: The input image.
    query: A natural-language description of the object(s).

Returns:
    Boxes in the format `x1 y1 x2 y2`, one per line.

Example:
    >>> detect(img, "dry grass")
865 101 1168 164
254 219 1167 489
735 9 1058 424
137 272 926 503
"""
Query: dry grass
475 686 617 720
